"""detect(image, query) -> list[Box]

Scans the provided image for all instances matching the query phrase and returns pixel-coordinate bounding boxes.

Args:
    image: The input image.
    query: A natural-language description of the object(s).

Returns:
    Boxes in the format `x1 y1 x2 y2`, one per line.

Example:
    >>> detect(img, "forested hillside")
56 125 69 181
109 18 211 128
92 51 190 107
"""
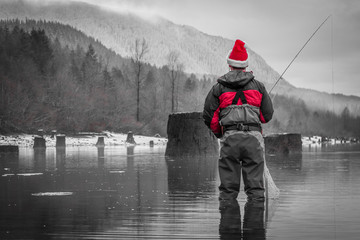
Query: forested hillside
1 0 359 118
0 20 359 137
265 95 360 137
0 18 127 70
0 22 215 136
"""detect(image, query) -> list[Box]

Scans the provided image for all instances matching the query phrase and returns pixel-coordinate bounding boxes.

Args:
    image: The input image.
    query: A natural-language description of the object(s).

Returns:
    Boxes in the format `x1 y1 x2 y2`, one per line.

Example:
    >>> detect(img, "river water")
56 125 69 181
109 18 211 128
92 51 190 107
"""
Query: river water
1 143 360 239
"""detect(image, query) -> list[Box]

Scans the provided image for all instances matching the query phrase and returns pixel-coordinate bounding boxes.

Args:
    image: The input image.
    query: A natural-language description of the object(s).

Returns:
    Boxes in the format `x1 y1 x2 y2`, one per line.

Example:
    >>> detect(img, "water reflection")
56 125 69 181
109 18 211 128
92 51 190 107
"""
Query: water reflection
219 199 265 240
219 199 242 238
265 153 305 193
266 152 303 171
243 200 265 240
34 148 46 172
0 151 19 175
165 155 218 196
56 147 66 172
1 146 171 239
97 146 105 168
1 144 360 239
126 145 134 172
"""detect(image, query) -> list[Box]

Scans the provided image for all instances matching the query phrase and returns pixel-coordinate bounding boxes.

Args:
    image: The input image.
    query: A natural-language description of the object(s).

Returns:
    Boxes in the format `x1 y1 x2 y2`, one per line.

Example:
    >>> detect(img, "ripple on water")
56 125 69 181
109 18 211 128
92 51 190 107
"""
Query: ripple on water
31 192 74 197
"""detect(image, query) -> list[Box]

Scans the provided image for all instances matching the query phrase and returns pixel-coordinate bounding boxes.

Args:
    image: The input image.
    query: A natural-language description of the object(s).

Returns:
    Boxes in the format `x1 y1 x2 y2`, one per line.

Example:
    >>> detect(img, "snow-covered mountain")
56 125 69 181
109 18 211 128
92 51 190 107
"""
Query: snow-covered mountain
1 0 359 116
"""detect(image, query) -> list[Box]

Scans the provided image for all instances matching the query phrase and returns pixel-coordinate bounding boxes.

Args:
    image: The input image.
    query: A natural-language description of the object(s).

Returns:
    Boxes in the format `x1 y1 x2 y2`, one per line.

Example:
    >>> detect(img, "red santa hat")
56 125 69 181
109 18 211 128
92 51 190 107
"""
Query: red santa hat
227 39 249 68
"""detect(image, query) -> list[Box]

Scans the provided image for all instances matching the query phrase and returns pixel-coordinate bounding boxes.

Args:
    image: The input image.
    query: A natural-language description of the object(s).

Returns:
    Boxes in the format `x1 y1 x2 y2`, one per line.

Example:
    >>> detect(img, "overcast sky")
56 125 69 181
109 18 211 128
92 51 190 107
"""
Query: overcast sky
35 0 360 96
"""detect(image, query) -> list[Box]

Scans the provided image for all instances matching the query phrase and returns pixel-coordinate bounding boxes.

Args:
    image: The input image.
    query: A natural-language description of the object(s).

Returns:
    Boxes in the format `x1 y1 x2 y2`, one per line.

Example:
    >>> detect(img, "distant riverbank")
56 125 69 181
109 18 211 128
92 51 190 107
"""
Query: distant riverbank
0 132 167 147
1 132 356 148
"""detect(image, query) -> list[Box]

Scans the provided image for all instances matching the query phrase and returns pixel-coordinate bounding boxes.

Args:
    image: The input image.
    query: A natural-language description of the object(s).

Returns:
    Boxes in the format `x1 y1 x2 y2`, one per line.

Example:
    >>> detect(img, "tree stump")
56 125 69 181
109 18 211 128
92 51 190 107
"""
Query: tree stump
33 137 46 148
126 131 136 144
51 130 57 138
264 133 302 154
96 136 105 147
56 135 66 147
165 112 219 156
37 129 44 137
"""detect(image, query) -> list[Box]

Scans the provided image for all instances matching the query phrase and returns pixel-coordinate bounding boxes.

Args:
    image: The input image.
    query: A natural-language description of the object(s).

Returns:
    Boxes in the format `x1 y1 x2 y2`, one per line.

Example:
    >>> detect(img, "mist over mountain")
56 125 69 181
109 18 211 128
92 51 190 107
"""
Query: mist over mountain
0 0 359 117
0 0 284 82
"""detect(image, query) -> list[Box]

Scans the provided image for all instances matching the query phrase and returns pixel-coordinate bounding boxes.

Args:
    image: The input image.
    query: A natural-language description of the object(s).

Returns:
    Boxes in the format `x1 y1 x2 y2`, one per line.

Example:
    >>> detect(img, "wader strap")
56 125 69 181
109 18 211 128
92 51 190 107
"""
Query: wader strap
223 123 262 133
232 89 247 105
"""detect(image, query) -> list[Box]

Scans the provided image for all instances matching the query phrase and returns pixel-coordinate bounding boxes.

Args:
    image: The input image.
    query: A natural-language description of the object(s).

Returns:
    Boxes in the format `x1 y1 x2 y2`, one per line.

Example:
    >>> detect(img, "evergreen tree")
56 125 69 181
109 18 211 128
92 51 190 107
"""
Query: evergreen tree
341 107 350 131
81 44 101 92
30 29 53 75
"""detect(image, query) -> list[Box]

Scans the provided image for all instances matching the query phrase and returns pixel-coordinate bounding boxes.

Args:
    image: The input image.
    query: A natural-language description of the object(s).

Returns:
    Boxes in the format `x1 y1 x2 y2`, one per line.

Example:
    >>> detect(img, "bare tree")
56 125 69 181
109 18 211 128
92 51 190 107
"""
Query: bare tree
166 51 184 113
131 38 149 122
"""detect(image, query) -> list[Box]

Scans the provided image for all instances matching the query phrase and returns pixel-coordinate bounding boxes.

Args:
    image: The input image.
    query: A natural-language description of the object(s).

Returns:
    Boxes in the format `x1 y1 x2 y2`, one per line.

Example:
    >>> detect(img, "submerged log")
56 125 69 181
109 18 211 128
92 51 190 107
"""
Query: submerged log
264 133 302 154
165 112 219 156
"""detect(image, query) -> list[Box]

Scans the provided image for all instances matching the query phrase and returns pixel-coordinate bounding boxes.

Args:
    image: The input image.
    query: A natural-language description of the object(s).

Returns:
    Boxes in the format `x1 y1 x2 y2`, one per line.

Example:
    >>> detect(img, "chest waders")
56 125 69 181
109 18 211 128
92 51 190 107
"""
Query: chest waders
218 88 265 201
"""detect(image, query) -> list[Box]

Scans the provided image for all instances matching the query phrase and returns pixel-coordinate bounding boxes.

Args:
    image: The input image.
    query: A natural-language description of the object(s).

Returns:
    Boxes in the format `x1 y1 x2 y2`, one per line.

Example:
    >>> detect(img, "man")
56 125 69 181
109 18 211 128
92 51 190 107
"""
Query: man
203 39 273 201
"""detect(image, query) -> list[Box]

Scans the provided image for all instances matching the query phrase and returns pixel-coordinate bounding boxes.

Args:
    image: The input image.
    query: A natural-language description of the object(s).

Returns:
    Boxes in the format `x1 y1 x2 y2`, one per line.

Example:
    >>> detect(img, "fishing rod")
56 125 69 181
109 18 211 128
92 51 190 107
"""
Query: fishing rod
269 15 332 94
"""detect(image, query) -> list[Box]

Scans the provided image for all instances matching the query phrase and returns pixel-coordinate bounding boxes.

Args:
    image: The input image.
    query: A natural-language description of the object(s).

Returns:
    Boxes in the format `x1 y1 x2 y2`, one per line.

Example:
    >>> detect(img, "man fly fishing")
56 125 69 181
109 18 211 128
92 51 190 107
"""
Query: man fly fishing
203 39 273 202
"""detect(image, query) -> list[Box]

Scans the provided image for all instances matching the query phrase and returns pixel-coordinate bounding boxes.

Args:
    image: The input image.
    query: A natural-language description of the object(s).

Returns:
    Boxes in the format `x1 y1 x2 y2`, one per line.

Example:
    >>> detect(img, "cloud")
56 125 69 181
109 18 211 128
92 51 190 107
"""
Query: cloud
84 0 160 20
23 0 161 22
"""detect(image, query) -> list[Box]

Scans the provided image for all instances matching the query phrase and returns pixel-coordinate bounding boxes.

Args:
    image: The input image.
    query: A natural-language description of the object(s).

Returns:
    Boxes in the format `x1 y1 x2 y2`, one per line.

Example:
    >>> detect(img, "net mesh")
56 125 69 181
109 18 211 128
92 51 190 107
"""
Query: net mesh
264 162 280 199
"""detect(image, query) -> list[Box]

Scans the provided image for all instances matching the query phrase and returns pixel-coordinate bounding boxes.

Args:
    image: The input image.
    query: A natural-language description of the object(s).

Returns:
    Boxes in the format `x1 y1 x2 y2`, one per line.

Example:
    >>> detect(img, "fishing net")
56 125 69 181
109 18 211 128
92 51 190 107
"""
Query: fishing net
238 160 280 200
264 162 280 199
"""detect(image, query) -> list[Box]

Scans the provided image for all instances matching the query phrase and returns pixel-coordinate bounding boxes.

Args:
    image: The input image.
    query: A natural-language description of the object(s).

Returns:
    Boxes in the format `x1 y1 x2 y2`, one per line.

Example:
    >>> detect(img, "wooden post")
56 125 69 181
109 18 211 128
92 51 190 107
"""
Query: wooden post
165 112 219 157
96 136 105 147
33 136 46 148
56 135 66 147
51 130 57 138
37 129 44 137
126 131 136 144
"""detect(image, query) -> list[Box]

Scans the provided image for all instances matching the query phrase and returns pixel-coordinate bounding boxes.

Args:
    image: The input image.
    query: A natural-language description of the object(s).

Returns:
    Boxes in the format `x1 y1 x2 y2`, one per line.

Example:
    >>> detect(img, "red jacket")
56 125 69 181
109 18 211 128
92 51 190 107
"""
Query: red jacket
203 70 273 138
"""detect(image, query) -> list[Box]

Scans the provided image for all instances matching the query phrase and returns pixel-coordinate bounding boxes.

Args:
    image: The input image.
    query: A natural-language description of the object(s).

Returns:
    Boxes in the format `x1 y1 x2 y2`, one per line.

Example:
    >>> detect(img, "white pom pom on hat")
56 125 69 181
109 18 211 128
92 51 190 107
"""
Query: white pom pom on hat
227 39 249 68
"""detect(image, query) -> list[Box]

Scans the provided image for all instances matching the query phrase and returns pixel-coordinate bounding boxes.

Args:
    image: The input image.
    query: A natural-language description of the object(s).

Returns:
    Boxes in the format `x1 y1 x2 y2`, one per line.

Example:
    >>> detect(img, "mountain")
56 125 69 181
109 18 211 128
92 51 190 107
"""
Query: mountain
0 0 359 117
0 18 128 70
0 0 289 84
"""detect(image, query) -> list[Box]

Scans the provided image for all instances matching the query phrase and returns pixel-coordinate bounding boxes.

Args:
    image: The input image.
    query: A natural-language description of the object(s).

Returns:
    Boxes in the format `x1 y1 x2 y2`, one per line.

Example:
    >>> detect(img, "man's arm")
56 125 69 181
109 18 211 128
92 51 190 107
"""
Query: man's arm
203 84 222 138
259 86 274 123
